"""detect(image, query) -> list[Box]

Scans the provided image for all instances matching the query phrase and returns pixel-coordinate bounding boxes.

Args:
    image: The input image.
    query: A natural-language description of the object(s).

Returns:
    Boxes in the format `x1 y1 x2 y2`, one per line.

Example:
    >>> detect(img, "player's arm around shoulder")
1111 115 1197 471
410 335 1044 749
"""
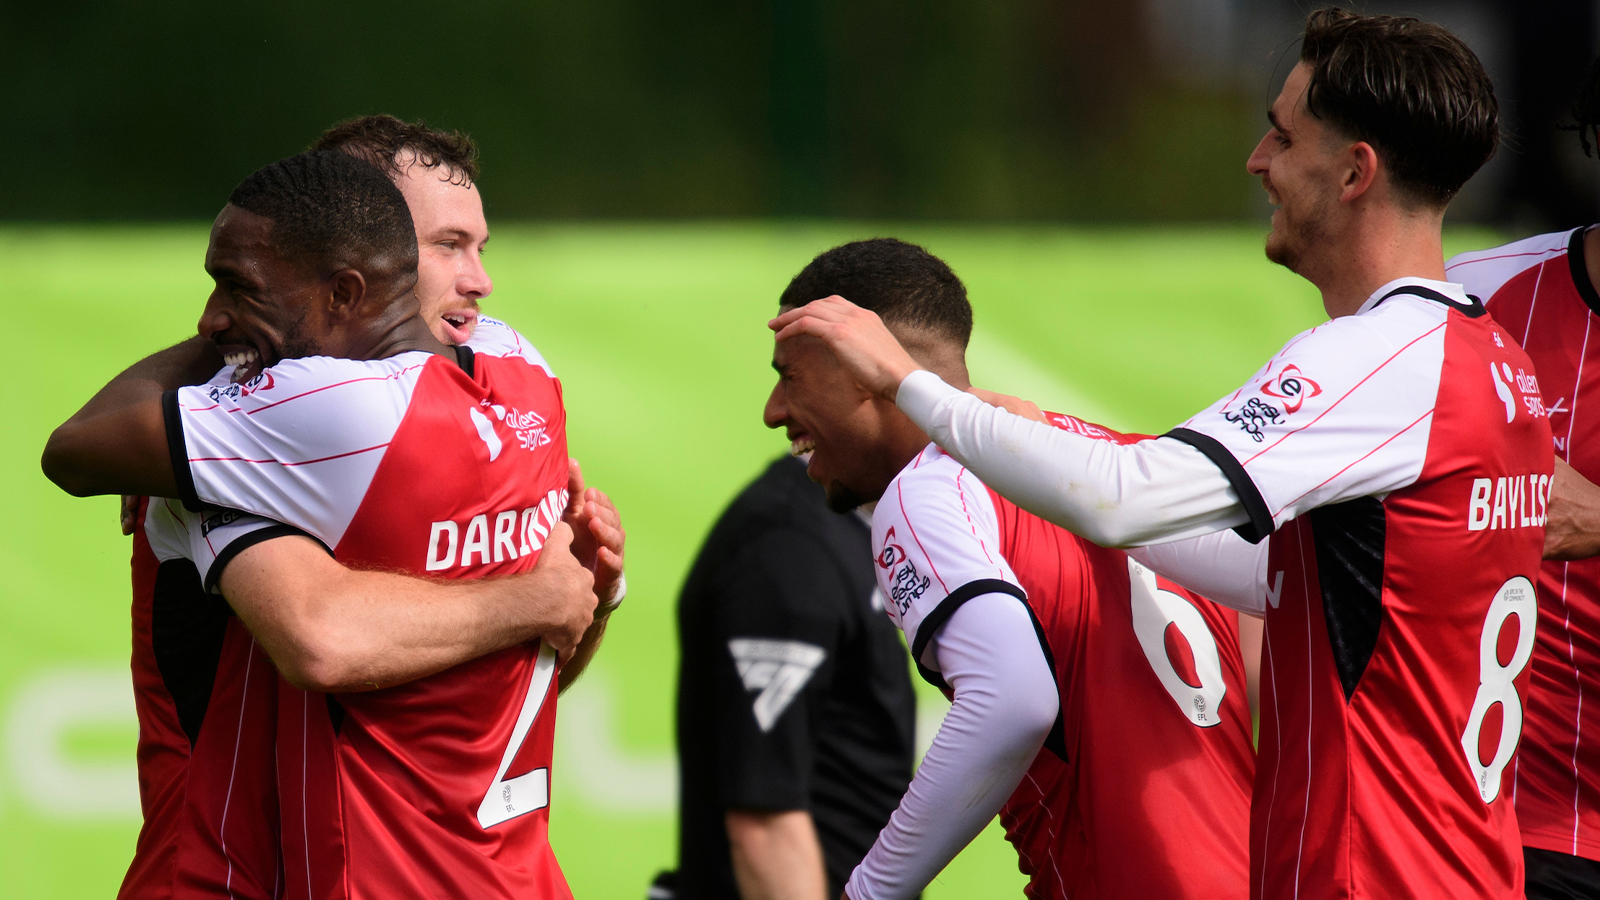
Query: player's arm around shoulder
43 336 224 499
215 520 597 692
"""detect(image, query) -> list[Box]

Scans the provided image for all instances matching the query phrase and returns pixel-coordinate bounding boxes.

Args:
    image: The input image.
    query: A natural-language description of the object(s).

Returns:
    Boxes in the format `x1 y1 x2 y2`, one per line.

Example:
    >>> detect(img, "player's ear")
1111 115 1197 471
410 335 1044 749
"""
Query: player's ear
1339 141 1380 204
327 268 368 320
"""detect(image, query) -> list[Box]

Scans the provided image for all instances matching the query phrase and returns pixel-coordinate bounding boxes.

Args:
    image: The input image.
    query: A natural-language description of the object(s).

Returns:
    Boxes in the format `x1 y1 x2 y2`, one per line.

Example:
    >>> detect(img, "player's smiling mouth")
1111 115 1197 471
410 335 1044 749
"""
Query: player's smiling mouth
788 433 816 457
438 308 479 344
219 343 264 383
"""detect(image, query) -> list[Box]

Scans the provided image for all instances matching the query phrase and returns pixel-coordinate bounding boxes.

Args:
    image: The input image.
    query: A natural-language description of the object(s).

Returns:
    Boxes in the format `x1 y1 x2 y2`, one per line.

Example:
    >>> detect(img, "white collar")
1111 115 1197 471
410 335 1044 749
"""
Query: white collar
1354 276 1472 316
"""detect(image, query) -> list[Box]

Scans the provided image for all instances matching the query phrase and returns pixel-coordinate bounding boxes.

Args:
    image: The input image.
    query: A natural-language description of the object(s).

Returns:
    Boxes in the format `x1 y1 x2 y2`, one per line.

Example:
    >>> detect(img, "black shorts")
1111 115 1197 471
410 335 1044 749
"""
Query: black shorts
1526 846 1600 900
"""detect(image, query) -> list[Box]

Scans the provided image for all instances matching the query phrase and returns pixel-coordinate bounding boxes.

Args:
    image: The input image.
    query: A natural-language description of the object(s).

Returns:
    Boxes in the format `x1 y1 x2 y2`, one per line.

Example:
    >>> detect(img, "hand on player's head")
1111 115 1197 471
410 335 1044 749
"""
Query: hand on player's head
968 387 1046 422
527 521 598 664
769 296 921 401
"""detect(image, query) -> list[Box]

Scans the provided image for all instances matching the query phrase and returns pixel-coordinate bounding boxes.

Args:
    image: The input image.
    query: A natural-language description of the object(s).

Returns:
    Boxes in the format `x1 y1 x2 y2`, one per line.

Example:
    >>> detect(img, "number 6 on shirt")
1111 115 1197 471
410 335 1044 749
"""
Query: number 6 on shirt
1128 559 1228 727
477 643 558 828
1460 576 1537 803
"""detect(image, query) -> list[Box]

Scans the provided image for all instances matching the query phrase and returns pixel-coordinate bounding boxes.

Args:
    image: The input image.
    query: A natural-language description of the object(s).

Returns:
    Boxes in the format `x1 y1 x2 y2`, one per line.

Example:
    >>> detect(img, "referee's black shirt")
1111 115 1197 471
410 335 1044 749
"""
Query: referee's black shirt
673 456 916 899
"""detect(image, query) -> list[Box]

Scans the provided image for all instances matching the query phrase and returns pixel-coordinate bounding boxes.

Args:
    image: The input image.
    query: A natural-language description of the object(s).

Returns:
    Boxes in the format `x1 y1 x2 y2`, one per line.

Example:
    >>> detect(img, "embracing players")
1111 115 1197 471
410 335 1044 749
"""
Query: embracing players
46 150 615 898
765 238 1254 900
775 9 1546 899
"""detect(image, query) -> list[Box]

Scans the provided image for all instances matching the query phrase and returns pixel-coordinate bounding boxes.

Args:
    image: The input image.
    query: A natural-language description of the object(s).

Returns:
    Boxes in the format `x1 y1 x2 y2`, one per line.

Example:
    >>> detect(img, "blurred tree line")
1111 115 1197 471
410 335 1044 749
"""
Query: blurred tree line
3 0 1258 220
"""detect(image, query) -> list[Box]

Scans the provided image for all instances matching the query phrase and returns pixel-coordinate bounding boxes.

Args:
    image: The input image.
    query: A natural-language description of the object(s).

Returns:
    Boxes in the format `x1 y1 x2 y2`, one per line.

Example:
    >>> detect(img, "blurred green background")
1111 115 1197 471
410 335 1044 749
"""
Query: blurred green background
4 0 1598 895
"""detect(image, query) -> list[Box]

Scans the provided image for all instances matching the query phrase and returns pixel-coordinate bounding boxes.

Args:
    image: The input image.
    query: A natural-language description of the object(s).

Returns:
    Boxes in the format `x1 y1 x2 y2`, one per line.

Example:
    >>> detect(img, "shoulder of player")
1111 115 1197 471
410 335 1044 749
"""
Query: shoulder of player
1445 230 1575 298
467 315 554 375
877 445 997 531
182 352 433 408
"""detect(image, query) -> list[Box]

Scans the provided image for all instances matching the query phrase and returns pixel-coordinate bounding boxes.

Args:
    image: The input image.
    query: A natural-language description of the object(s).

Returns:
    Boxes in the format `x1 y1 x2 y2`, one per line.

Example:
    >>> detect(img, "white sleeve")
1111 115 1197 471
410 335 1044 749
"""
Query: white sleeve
143 497 303 592
165 353 430 548
1127 530 1270 615
845 594 1058 900
898 299 1448 546
895 371 1248 548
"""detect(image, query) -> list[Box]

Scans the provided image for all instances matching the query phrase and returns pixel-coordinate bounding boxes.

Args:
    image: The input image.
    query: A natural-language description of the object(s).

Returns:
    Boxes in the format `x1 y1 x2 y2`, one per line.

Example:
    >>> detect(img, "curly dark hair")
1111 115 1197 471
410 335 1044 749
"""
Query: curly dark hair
1299 7 1498 208
779 238 972 348
312 114 480 187
228 150 418 283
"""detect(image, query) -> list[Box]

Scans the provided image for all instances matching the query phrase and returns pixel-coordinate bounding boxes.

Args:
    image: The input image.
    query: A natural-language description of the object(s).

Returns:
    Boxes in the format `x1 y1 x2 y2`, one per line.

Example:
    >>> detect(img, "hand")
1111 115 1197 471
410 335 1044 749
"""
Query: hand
967 387 1046 422
563 459 626 609
769 297 921 401
526 522 598 663
1545 457 1600 560
120 495 142 536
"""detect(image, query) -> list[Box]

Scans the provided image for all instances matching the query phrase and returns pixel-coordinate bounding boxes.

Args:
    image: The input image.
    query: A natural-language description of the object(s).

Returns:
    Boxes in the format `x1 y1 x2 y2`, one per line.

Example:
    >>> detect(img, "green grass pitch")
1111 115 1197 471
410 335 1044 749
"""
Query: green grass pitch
0 222 1501 897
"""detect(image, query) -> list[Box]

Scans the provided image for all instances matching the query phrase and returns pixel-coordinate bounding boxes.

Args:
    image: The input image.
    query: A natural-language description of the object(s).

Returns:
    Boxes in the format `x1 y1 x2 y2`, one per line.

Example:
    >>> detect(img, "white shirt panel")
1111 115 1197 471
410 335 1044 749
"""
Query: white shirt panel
1178 280 1454 529
173 352 431 550
871 444 1019 673
144 497 196 564
1446 229 1575 304
470 315 554 375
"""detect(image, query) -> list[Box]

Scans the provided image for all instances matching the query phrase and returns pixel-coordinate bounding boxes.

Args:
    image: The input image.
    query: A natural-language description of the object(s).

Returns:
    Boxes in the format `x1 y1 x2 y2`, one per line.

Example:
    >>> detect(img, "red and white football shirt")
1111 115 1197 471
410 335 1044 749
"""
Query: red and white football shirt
1450 230 1600 861
872 430 1254 900
165 317 573 900
1171 279 1552 899
122 496 282 900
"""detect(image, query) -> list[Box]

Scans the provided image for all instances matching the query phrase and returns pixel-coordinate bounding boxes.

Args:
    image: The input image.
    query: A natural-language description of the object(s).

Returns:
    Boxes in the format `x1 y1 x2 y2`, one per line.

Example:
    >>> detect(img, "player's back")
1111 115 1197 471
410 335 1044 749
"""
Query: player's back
984 463 1254 900
877 435 1252 900
168 318 573 900
122 497 280 900
1449 230 1600 861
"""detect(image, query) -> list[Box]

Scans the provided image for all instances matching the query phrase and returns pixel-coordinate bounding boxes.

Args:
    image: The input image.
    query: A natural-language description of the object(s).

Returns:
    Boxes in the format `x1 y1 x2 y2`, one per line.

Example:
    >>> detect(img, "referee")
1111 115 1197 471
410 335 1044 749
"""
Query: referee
657 455 916 900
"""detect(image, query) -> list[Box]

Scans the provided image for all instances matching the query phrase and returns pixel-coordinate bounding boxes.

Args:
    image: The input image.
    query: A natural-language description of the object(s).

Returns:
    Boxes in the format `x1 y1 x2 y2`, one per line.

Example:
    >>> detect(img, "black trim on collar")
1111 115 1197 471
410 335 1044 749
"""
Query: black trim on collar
204 523 332 595
1567 227 1600 317
1164 428 1274 544
909 578 1067 762
454 344 476 378
162 389 203 513
1372 284 1486 318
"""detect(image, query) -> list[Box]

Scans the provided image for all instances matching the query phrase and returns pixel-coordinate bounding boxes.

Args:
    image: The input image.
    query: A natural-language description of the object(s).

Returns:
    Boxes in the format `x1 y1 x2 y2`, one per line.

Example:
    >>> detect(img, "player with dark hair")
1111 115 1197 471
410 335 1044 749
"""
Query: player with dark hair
44 149 613 899
1442 56 1600 900
767 238 1253 900
774 10 1547 900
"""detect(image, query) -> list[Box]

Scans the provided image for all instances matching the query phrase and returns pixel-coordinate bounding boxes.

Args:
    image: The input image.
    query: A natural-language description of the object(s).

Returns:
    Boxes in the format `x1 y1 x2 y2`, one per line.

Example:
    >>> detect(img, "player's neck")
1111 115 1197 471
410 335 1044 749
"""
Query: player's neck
353 313 453 362
1311 210 1446 319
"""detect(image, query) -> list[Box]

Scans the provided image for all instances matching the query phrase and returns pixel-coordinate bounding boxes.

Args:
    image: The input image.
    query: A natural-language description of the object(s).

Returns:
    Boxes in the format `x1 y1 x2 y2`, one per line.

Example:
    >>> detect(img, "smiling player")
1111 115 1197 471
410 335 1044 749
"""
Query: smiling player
773 11 1549 899
766 238 1253 900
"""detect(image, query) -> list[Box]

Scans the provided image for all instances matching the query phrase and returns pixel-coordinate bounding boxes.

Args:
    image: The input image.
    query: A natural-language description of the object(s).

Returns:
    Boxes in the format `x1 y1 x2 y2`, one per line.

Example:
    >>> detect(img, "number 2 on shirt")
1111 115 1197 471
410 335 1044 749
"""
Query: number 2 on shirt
476 643 558 828
1460 576 1537 804
1128 559 1228 727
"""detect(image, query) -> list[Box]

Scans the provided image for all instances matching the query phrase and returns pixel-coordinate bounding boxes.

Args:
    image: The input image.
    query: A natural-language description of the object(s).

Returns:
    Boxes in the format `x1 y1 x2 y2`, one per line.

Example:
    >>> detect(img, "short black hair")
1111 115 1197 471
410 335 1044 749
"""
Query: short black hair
228 150 418 281
313 114 480 187
1300 7 1498 208
779 238 972 348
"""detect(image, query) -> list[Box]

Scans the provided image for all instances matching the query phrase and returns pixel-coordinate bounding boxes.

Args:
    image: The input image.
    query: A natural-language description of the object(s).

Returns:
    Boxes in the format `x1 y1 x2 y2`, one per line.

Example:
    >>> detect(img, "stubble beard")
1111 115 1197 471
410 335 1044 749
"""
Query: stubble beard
1263 195 1331 276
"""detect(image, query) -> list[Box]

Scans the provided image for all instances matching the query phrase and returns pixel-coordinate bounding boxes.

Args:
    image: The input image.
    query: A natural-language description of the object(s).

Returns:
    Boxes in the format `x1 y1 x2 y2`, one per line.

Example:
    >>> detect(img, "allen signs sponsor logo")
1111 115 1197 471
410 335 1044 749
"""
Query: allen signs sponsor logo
468 399 554 462
1259 364 1321 414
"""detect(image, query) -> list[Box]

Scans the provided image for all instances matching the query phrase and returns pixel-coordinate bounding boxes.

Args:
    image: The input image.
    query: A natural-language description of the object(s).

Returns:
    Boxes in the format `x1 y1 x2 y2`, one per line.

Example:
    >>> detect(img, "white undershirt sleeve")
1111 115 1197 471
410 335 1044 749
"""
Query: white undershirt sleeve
1127 530 1270 615
845 593 1059 900
895 371 1250 547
